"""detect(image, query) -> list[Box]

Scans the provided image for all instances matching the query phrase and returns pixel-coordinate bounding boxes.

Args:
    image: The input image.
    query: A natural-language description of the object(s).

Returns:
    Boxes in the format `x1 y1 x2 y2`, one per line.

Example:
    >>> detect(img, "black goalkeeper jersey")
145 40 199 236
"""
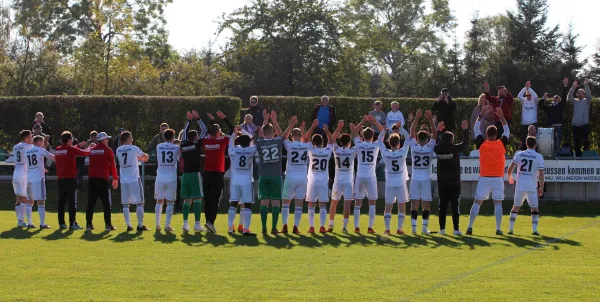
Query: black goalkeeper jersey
180 119 207 173
434 129 469 185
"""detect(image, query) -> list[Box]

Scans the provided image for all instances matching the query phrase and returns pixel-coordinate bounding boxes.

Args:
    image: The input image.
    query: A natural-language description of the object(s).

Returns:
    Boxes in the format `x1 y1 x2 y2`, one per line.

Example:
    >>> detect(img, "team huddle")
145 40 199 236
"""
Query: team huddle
10 107 545 237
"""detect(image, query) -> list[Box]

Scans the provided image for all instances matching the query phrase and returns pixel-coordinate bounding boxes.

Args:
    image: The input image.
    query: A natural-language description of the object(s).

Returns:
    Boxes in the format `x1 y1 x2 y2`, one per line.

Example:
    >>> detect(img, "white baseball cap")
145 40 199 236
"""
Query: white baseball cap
96 132 112 141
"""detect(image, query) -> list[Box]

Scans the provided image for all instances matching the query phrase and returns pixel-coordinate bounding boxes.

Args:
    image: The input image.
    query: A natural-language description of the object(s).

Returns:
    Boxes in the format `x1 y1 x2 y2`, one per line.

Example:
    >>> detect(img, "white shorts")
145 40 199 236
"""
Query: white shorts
283 178 307 200
354 177 378 200
306 182 329 203
385 184 408 205
475 177 505 201
154 180 177 201
13 178 28 197
27 180 46 201
514 190 538 208
331 181 353 200
121 180 144 204
409 179 432 201
230 182 254 203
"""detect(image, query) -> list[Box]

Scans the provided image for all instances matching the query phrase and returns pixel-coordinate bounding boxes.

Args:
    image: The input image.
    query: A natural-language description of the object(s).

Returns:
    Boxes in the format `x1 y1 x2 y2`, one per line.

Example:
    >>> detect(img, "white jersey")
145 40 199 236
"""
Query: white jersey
156 142 180 182
228 135 257 185
284 140 311 180
307 145 333 184
378 130 410 186
11 142 33 180
386 110 405 129
116 145 144 184
512 149 544 192
25 146 52 182
354 137 380 178
410 138 435 180
333 145 357 183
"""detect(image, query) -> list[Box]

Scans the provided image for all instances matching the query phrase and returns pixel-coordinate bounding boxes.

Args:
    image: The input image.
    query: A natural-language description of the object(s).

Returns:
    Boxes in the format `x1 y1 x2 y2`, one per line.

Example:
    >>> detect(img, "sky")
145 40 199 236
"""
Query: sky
165 0 598 61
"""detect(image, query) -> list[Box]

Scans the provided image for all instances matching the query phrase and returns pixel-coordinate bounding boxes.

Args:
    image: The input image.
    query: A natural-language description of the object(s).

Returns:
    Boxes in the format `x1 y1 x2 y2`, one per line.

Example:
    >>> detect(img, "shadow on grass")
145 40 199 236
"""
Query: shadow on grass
110 231 144 243
0 227 41 239
231 233 260 247
80 230 111 241
201 233 229 247
42 229 75 241
153 231 177 244
181 232 205 246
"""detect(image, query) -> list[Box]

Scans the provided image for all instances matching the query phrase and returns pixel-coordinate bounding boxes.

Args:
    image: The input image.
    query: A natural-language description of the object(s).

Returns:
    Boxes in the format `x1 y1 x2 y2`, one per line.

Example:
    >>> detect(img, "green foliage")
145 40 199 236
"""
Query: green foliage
0 96 241 149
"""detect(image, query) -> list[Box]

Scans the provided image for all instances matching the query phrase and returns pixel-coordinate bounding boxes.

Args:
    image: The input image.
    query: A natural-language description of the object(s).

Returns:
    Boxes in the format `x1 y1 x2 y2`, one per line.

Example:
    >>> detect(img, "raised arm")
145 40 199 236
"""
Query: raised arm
397 122 409 139
193 110 208 139
368 115 385 133
356 115 368 130
568 81 577 104
323 124 334 145
283 116 298 140
426 110 437 141
182 111 193 142
305 119 318 142
517 86 526 103
300 121 306 143
262 109 270 127
561 77 569 104
584 79 592 103
332 120 344 142
410 109 421 139
215 111 235 135
270 111 283 137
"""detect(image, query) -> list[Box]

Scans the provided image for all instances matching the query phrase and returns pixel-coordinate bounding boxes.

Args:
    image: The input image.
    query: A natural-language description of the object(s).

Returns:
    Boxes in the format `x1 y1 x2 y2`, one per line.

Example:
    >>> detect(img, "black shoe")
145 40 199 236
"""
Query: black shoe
70 223 83 230
466 228 473 235
126 226 134 232
496 230 504 236
137 226 150 231
262 228 268 235
86 223 95 231
105 225 117 231
243 232 257 236
271 228 279 235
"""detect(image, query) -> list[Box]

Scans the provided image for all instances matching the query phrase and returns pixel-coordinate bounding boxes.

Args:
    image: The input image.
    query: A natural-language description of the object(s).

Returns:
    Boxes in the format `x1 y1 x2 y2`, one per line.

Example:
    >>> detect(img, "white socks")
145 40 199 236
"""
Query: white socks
136 205 144 227
123 206 131 227
354 206 360 228
397 213 405 231
329 219 334 227
342 218 349 229
281 204 290 225
384 213 391 231
509 212 518 231
319 208 327 228
468 203 481 229
532 213 539 232
239 207 245 226
16 204 23 222
155 204 163 226
294 206 302 227
39 205 46 226
308 207 315 228
494 204 503 231
368 205 375 228
25 204 33 224
165 204 174 227
243 208 252 231
228 206 237 229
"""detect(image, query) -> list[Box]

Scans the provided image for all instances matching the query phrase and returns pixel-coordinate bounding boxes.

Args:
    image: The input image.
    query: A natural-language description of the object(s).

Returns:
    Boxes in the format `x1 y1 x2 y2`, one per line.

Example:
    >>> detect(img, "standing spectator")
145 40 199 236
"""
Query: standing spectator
386 101 405 130
55 131 93 230
86 132 119 231
310 95 337 144
32 124 50 149
241 114 258 137
31 112 51 143
483 82 514 136
431 88 457 131
369 101 386 139
567 79 592 157
245 96 265 127
86 131 98 148
469 95 495 153
539 77 569 156
146 123 169 153
516 81 539 150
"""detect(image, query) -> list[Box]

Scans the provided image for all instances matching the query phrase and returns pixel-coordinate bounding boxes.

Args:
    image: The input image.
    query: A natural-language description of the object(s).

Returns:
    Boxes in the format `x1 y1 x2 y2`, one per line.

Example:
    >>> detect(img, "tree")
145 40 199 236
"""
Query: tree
559 22 585 81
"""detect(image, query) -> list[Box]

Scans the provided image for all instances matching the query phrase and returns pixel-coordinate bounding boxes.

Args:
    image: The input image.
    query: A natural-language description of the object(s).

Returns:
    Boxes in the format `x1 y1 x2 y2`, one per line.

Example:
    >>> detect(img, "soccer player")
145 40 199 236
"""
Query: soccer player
25 135 55 229
10 130 33 227
305 120 334 233
180 110 208 233
281 117 310 234
256 110 284 235
154 129 180 232
116 131 150 231
329 120 357 232
467 107 510 236
86 132 119 231
408 110 437 235
227 127 257 236
352 116 381 233
371 119 410 235
507 136 544 235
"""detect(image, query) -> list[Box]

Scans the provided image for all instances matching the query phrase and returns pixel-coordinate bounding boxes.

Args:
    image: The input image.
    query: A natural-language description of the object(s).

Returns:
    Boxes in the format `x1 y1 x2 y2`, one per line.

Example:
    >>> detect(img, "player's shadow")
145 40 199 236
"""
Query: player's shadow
262 234 295 249
538 235 581 250
202 233 229 247
337 233 377 246
80 230 111 241
0 227 41 239
153 231 177 244
111 231 143 243
451 235 493 250
288 233 325 248
42 229 75 241
313 233 345 248
396 235 431 248
421 235 464 249
231 234 260 247
181 232 205 246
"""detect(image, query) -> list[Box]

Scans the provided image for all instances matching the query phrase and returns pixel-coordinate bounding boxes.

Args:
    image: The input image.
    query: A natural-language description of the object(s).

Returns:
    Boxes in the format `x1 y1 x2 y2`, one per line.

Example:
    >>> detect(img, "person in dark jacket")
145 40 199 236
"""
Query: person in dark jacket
483 82 514 137
32 112 52 143
538 77 569 156
431 88 457 131
310 96 337 141
245 96 266 127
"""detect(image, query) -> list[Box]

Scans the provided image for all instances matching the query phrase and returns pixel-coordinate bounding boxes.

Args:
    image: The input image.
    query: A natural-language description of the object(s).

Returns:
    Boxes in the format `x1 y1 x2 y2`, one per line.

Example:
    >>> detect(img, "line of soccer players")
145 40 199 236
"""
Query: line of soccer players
10 107 544 237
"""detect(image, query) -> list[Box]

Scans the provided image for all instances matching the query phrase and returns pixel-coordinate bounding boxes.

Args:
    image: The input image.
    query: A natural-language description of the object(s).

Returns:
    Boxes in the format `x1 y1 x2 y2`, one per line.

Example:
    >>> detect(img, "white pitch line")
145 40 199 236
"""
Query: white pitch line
403 219 600 301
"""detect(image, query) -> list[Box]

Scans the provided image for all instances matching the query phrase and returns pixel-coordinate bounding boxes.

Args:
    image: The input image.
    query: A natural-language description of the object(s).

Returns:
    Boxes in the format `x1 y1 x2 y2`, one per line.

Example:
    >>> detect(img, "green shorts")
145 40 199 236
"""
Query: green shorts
180 172 203 199
258 176 283 200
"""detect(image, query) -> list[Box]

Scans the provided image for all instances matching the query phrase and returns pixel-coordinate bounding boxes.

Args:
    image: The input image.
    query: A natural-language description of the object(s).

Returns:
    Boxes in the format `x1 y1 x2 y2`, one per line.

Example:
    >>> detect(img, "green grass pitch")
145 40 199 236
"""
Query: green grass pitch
1 210 599 301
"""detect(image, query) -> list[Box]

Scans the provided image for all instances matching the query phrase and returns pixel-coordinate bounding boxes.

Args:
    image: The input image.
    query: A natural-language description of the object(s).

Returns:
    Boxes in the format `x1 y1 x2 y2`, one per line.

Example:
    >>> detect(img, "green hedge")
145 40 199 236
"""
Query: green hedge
255 96 597 153
0 96 241 150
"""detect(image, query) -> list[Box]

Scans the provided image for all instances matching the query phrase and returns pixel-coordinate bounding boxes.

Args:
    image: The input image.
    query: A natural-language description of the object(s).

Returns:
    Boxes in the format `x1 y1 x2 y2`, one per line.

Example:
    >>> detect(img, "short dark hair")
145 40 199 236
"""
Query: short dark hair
160 123 169 128
441 132 454 143
363 128 374 141
60 131 72 145
417 131 429 142
291 128 302 137
526 136 537 149
340 134 352 146
263 124 274 135
187 130 198 141
33 135 44 144
120 131 132 143
20 130 31 139
90 131 98 137
208 124 220 136
389 134 400 148
235 135 251 147
312 134 323 147
486 125 498 139
163 129 175 141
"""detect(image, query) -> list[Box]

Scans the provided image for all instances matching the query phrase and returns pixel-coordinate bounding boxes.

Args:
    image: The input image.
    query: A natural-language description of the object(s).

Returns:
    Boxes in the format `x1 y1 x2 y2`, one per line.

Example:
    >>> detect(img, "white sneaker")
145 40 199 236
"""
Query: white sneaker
182 222 190 232
422 229 430 235
453 230 463 236
194 223 206 232
439 229 446 235
18 221 27 227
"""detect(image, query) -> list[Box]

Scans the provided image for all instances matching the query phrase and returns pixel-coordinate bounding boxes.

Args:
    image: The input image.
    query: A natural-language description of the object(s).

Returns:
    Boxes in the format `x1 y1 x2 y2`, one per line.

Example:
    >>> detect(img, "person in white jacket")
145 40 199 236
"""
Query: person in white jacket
516 81 539 150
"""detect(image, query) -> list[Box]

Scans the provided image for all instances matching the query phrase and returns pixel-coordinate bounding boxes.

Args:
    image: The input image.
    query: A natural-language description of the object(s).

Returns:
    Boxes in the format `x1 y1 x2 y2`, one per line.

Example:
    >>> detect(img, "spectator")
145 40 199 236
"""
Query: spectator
241 114 258 137
146 123 169 153
110 128 125 154
32 124 50 149
310 95 337 143
386 101 405 130
369 101 386 139
567 79 592 157
516 81 539 150
86 131 98 148
483 82 514 136
431 88 457 131
245 96 265 127
86 132 119 231
539 77 569 156
470 94 495 142
31 112 51 143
